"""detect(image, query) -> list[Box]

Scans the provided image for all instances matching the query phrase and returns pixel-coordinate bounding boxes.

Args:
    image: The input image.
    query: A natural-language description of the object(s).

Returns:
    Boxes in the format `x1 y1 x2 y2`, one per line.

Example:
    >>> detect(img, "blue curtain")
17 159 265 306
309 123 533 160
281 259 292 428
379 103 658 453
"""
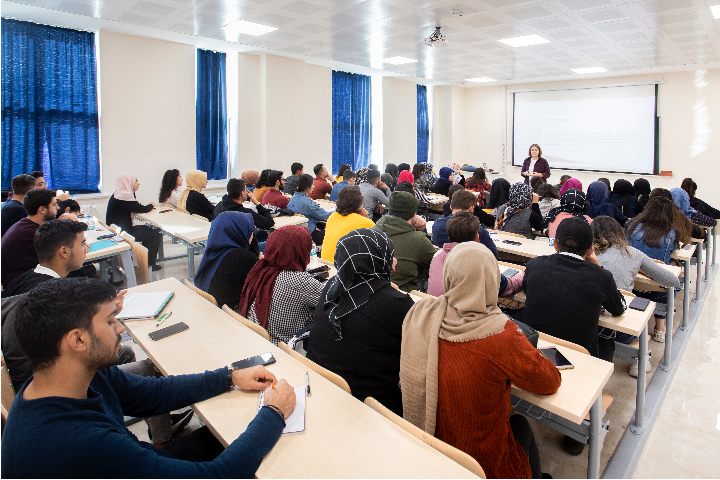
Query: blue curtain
2 18 100 193
196 49 227 180
332 71 371 174
417 84 429 164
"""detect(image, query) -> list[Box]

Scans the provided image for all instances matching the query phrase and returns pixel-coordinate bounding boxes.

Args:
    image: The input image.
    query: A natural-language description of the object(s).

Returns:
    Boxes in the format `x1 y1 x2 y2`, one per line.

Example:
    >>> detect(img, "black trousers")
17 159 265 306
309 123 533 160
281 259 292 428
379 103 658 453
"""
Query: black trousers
161 426 224 461
510 414 542 479
128 225 162 266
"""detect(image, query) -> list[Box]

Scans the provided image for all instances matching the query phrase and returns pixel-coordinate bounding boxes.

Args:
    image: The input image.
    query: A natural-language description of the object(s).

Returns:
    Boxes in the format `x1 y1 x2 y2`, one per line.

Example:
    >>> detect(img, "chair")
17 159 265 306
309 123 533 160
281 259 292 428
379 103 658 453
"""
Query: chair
221 305 271 342
409 290 434 299
277 342 351 394
183 279 218 307
1 353 16 414
488 228 526 239
119 231 150 285
363 397 486 478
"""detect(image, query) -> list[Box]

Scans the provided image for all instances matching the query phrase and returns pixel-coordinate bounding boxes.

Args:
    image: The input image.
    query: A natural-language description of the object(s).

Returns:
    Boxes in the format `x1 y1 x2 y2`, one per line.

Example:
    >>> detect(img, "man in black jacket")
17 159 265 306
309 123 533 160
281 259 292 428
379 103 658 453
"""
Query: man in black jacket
214 179 274 255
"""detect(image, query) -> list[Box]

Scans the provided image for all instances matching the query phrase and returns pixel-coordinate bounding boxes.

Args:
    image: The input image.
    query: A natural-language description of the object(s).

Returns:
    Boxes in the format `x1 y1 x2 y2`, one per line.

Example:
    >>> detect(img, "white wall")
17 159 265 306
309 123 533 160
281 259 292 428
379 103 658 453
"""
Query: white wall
382 77 416 168
237 53 262 177
304 63 332 167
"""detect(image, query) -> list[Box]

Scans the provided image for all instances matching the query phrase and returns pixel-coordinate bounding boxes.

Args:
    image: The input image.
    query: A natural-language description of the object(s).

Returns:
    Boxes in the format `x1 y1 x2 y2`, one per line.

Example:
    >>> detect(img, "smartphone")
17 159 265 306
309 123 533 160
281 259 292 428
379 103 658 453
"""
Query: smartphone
159 209 172 213
503 239 522 246
307 265 330 274
682 244 694 250
540 347 574 370
502 267 520 277
629 296 651 311
96 234 114 240
232 352 276 370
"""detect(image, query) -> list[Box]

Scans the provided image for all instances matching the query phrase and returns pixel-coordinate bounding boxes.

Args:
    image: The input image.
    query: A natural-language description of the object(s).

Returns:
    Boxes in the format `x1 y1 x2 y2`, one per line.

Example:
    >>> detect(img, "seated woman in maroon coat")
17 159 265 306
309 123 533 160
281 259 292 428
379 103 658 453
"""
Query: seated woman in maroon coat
520 144 551 185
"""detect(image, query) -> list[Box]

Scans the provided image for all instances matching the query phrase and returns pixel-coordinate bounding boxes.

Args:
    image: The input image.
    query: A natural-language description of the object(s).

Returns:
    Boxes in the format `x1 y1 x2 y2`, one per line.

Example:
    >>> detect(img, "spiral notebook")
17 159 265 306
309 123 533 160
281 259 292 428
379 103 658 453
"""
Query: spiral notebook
116 291 174 320
258 386 306 435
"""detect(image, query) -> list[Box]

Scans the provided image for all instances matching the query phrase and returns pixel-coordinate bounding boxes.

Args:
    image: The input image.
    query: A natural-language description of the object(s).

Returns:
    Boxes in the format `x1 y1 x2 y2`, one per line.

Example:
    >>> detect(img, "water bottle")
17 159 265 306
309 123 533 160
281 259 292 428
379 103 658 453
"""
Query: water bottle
87 215 96 230
309 243 318 267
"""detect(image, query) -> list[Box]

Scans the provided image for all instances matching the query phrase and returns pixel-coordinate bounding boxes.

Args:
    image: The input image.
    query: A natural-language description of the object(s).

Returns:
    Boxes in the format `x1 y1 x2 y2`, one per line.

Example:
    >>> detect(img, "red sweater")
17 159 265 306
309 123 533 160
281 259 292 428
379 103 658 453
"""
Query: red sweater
262 188 289 209
309 176 332 200
435 322 561 479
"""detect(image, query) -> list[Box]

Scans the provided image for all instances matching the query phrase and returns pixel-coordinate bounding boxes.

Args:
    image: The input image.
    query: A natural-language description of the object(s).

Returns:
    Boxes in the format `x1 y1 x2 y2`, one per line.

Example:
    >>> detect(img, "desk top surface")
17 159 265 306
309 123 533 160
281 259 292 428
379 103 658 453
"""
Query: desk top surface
122 278 476 479
83 222 131 260
135 208 211 244
271 215 310 229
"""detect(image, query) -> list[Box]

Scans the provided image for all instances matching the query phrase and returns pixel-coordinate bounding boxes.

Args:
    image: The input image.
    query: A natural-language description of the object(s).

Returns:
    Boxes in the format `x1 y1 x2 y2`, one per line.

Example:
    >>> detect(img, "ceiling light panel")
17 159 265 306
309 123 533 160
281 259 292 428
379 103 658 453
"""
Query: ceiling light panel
571 66 608 73
383 56 417 65
711 5 720 19
221 19 277 36
498 34 550 47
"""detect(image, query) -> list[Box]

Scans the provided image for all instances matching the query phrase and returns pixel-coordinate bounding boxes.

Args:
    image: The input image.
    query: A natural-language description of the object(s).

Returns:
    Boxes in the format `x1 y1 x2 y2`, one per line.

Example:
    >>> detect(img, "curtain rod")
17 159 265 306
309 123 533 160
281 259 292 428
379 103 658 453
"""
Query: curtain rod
508 80 664 93
2 16 96 33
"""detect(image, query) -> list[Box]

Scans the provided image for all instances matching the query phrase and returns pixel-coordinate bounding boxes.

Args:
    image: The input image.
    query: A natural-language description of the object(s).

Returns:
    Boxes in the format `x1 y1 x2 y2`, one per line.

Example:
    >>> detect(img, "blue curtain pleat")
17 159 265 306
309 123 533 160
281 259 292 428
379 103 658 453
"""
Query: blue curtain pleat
196 49 227 180
332 70 371 173
1 18 100 193
417 84 429 164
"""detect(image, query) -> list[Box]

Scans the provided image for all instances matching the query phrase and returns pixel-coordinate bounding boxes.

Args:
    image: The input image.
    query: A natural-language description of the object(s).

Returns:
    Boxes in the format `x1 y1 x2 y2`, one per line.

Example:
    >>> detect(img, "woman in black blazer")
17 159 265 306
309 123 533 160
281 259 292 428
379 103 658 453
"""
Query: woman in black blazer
520 144 550 186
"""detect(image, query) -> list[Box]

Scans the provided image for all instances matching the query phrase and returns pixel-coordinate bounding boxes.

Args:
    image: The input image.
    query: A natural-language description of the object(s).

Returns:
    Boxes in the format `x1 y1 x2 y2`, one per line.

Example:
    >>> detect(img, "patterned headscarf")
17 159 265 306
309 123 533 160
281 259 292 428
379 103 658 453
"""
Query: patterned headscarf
356 168 369 184
323 229 394 340
449 163 462 184
559 178 582 195
177 170 207 212
497 182 532 229
543 189 589 228
422 162 436 182
670 187 697 219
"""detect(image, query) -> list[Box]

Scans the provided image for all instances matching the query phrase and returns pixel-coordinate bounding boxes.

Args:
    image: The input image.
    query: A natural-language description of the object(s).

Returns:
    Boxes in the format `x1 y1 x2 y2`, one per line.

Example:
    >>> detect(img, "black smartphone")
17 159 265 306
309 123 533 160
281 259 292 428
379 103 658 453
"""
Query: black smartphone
629 296 651 311
307 265 330 274
148 322 189 341
682 244 694 250
502 267 520 277
503 240 522 246
97 234 114 240
232 352 276 370
539 347 574 370
159 209 173 213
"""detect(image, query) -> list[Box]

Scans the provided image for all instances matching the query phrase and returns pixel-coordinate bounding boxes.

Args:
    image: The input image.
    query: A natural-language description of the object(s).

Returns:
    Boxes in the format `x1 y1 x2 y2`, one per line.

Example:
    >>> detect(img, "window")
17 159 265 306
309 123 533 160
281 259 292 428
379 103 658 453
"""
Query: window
196 48 228 180
331 70 372 174
417 85 429 164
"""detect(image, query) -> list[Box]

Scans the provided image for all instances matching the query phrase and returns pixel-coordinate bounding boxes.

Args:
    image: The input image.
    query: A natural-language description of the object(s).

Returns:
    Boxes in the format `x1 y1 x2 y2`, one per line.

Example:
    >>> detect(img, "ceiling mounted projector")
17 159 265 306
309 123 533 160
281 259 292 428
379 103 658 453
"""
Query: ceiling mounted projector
424 27 448 47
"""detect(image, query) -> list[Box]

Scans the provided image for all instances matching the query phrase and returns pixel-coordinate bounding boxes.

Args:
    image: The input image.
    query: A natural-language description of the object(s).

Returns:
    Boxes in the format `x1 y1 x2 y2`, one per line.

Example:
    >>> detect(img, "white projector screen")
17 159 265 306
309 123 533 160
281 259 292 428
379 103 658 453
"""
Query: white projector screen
512 84 658 175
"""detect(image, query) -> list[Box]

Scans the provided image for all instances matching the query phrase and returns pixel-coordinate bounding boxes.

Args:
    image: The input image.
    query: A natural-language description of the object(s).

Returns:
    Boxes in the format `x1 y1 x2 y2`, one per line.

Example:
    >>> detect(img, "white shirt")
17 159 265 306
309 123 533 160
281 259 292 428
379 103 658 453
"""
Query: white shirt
34 265 61 278
529 158 537 175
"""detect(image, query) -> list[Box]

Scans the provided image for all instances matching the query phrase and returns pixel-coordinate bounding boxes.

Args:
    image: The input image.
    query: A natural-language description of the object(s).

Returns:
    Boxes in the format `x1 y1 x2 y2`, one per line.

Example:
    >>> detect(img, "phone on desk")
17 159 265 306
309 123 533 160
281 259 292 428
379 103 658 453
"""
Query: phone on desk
159 209 173 213
682 244 694 250
232 352 276 370
502 267 520 277
628 296 651 311
503 239 522 246
539 347 574 370
307 265 330 274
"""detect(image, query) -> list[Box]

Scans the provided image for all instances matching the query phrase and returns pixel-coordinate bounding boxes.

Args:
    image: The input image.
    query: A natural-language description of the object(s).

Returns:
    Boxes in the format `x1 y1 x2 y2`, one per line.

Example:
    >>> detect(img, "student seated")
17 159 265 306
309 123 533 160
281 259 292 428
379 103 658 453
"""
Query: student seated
56 199 81 218
241 170 260 193
681 178 720 220
287 174 332 245
592 215 680 376
320 186 373 261
441 184 465 217
671 187 717 228
487 178 510 216
397 162 411 173
194 212 259 311
329 170 356 202
239 226 323 345
373 191 436 292
399 168 430 206
28 170 70 200
309 164 334 200
537 183 560 218
544 188 592 239
586 181 627 226
1 174 36 237
414 162 435 193
261 170 289 209
554 174 572 193
559 177 582 195
359 169 390 220
432 190 497 256
252 170 272 204
381 173 395 192
178 170 214 221
635 178 651 209
597 177 611 191
464 168 492 207
283 163 303 195
214 179 273 255
307 229 413 416
1 278 296 478
649 187 703 238
431 167 455 196
610 179 642 218
105 174 163 269
495 182 543 238
626 197 691 343
335 164 351 183
530 175 544 194
158 169 183 207
1 189 58 287
385 163 398 190
401 242 561 479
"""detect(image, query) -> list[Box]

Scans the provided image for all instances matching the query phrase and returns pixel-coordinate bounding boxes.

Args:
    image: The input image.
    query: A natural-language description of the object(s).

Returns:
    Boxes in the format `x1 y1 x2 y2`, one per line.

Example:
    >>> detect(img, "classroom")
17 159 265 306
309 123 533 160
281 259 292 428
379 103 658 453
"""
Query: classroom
1 0 719 478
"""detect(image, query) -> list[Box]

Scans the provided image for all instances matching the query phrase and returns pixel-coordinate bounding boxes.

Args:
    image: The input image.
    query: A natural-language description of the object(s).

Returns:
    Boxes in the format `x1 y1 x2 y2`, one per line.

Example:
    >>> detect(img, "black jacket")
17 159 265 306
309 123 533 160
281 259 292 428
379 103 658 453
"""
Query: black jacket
106 196 153 232
185 190 215 221
213 195 275 230
609 193 642 218
208 248 259 311
690 197 720 220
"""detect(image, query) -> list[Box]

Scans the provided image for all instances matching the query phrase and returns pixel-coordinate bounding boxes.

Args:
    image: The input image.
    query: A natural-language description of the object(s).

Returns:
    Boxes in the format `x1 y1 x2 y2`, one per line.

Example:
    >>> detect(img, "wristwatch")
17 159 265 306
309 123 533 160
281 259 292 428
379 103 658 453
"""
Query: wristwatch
227 367 235 388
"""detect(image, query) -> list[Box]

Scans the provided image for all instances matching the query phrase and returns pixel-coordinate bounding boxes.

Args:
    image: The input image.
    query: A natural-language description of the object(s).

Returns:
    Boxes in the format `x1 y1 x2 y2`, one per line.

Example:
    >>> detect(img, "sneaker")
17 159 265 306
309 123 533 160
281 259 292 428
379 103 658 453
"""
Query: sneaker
170 410 194 437
653 329 666 343
629 355 652 378
151 264 163 272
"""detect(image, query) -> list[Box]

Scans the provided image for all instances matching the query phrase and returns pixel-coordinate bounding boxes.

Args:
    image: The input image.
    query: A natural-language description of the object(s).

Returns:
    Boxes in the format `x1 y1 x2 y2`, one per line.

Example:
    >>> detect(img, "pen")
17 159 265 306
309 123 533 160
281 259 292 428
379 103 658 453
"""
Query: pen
271 380 275 389
305 371 311 397
156 312 172 327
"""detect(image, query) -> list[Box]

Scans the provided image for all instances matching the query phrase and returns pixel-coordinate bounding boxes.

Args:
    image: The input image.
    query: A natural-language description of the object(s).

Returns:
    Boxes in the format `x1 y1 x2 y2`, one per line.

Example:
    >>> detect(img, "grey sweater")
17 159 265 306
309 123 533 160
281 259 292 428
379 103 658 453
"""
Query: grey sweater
359 182 390 218
597 245 680 292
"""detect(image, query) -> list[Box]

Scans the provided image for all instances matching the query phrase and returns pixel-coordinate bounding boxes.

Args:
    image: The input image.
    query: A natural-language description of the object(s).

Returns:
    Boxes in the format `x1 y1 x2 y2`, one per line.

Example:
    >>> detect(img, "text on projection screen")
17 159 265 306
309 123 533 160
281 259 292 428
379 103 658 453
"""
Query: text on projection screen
512 84 656 174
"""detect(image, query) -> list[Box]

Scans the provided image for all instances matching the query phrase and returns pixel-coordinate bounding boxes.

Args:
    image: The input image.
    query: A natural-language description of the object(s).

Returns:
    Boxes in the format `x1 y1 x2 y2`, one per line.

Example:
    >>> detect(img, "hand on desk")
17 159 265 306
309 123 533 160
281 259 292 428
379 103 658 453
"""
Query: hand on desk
232 365 277 390
263 379 297 420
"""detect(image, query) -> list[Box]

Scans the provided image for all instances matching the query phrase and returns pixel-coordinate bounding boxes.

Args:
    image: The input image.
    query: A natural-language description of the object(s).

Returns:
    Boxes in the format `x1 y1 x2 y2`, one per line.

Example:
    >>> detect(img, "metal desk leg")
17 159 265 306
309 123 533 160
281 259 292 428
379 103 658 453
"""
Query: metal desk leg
158 238 165 261
187 245 195 280
705 229 711 281
587 394 602 479
713 226 716 266
661 286 673 372
119 250 137 288
682 259 690 329
631 326 648 434
696 242 703 301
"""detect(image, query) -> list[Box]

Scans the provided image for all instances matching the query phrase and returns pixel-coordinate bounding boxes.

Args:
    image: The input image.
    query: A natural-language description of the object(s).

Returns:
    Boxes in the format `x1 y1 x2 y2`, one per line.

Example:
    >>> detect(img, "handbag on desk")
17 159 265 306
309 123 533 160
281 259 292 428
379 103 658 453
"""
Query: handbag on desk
508 317 538 348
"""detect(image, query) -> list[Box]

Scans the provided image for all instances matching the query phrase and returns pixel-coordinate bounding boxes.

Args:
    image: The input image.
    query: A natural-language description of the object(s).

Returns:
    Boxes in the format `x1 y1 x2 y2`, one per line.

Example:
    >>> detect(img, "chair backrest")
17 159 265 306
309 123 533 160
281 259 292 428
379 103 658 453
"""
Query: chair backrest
277 342 351 394
183 279 218 307
221 305 271 342
409 290 435 299
120 231 149 285
538 332 590 355
1 353 16 413
363 397 486 479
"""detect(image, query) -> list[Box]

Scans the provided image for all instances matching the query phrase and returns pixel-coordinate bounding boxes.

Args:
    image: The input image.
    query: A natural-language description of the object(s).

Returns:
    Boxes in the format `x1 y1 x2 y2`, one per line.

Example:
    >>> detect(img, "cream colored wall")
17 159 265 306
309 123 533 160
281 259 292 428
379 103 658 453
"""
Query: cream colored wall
432 86 453 169
304 63 332 167
237 53 262 177
382 77 417 167
98 31 196 218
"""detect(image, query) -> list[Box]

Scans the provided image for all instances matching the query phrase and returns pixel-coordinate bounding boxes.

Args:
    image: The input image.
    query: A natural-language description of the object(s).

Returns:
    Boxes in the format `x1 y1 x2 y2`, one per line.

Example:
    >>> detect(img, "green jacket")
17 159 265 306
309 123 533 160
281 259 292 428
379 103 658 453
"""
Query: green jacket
374 215 437 292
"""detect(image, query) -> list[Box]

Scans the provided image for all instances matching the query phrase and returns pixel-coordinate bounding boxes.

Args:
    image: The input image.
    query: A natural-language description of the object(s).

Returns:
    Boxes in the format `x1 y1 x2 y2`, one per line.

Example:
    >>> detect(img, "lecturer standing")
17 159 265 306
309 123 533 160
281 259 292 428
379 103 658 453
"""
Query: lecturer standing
521 144 551 185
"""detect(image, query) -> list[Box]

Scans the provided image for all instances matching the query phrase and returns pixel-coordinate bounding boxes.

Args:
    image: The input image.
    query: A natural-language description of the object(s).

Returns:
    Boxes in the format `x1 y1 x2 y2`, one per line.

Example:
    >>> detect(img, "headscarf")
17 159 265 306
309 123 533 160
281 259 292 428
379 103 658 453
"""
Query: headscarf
586 181 611 218
670 187 697 219
381 173 394 186
398 163 411 172
422 162 436 182
241 170 260 187
355 168 369 184
543 189 588 228
400 242 508 434
323 229 394 340
438 167 453 181
613 179 635 197
193 212 254 293
487 178 510 209
238 225 312 329
634 178 651 207
449 163 462 184
398 170 414 184
496 182 532 230
177 170 207 212
559 178 582 195
114 174 137 202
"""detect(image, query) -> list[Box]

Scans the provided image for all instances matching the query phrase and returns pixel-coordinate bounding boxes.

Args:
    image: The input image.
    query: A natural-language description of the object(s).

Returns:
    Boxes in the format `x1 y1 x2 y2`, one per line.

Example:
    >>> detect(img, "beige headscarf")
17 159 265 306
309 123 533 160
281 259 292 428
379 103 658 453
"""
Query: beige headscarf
400 242 509 435
177 170 207 212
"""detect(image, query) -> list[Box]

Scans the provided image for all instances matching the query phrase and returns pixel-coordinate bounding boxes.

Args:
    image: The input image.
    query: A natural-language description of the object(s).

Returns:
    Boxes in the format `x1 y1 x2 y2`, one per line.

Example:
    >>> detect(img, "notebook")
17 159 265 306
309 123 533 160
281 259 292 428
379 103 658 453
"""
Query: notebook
258 386 306 435
116 291 174 320
88 239 117 252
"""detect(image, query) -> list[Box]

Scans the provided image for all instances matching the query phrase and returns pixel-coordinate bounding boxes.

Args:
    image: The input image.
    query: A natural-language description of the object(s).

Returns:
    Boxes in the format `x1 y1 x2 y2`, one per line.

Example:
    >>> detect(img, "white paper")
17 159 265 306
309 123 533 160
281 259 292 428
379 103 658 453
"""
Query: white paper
258 386 306 435
117 291 173 320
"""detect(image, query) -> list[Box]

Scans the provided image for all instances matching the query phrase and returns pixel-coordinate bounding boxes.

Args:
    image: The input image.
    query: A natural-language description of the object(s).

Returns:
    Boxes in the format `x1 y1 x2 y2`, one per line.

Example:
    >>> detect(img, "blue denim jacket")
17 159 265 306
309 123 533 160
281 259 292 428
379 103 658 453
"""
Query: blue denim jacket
329 181 349 202
627 225 676 264
287 192 332 233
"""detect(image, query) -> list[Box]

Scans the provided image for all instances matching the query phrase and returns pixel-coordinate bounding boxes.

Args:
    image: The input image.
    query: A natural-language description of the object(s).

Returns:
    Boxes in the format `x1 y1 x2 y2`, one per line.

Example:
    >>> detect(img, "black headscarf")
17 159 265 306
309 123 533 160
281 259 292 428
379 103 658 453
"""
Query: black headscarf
613 179 636 216
543 189 589 228
487 178 511 209
634 178 651 207
322 228 394 340
398 163 411 172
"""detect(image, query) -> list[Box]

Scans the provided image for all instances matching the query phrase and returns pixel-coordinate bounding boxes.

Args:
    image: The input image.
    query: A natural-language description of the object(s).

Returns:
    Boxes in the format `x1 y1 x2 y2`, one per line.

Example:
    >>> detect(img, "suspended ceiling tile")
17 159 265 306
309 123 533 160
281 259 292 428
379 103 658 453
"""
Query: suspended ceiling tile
279 0 325 16
557 0 614 12
117 11 162 24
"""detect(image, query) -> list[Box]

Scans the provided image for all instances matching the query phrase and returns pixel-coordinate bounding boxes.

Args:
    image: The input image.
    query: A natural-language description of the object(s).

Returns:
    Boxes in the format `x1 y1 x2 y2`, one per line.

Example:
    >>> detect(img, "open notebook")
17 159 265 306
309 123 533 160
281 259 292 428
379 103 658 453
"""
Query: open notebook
258 386 306 435
116 291 174 320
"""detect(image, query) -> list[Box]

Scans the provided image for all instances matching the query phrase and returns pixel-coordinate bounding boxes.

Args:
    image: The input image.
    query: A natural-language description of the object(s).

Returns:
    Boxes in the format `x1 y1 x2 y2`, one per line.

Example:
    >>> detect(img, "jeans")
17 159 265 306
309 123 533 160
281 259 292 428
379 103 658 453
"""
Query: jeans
128 225 163 266
161 426 224 461
510 415 542 479
118 359 173 443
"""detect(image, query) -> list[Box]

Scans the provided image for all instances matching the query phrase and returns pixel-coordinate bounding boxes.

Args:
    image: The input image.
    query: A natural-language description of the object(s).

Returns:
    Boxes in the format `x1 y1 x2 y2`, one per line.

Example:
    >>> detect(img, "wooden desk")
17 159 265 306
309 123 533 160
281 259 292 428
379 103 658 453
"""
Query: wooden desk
122 278 477 479
83 222 137 287
271 215 309 229
314 199 336 211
